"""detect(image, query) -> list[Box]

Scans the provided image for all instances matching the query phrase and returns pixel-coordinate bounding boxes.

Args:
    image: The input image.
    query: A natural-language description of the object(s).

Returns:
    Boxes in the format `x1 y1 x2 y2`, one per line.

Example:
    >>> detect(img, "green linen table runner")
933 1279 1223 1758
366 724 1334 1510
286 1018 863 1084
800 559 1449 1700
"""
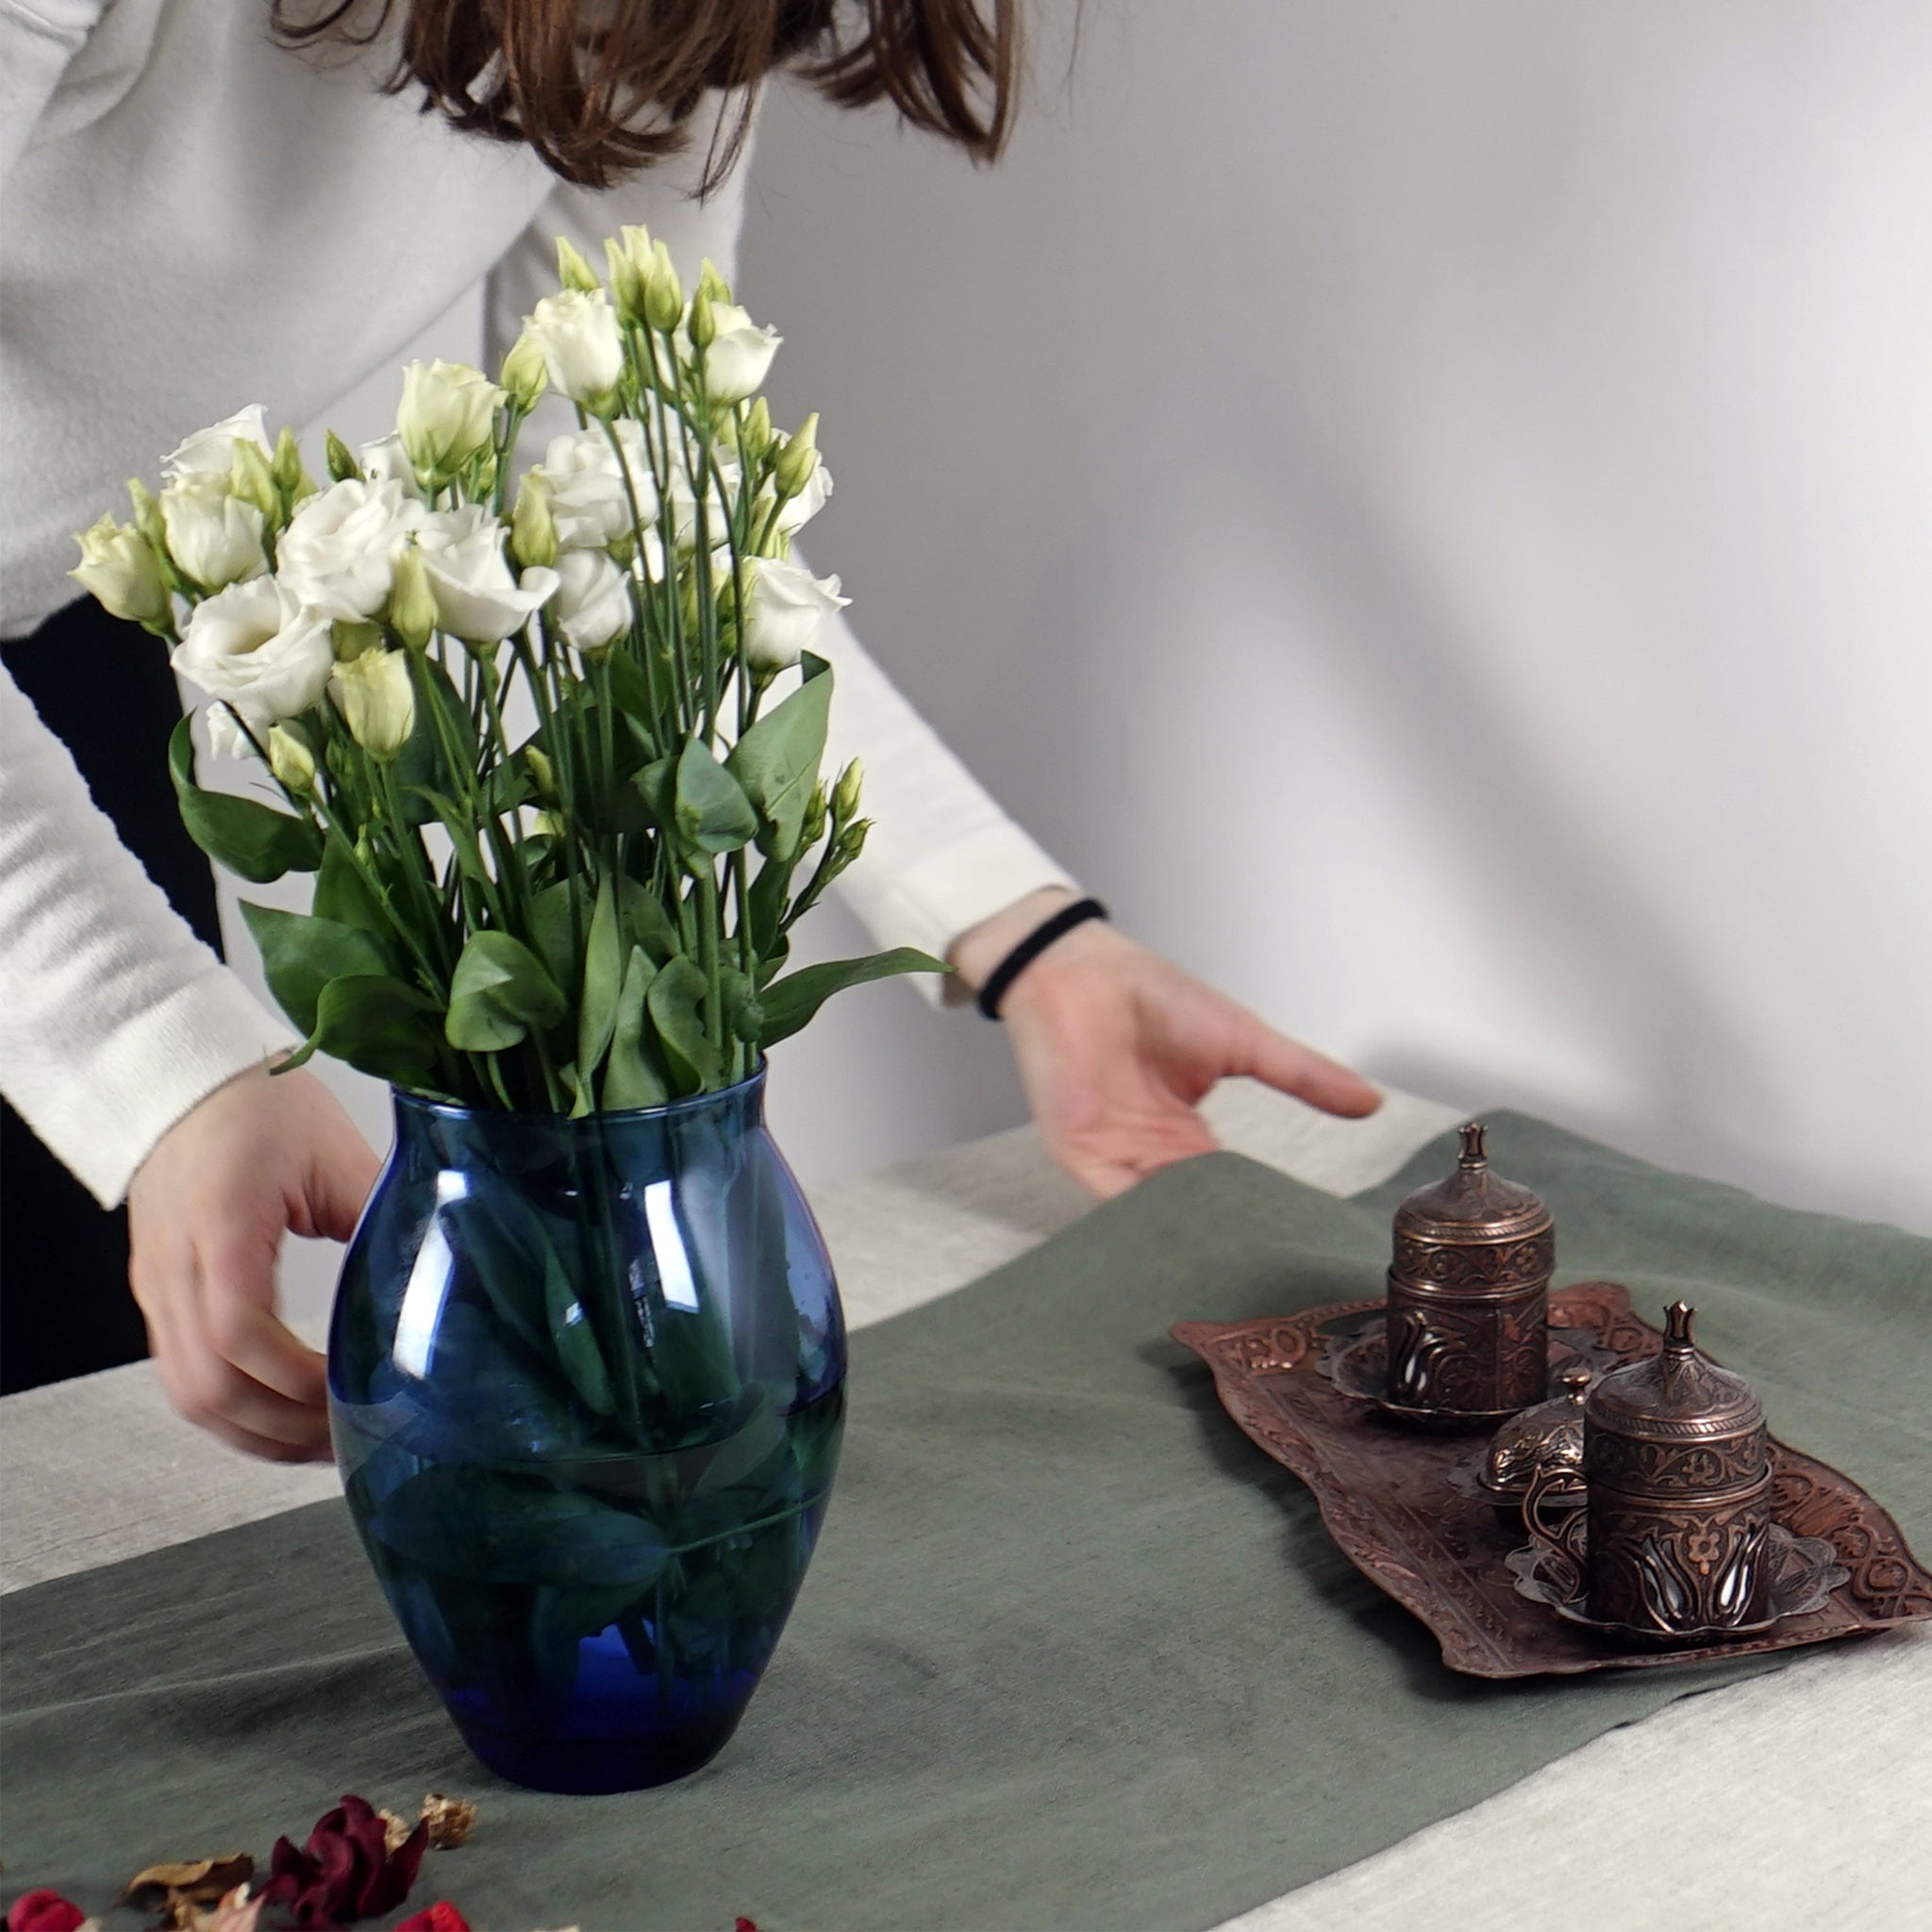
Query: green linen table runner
4 1114 1927 1930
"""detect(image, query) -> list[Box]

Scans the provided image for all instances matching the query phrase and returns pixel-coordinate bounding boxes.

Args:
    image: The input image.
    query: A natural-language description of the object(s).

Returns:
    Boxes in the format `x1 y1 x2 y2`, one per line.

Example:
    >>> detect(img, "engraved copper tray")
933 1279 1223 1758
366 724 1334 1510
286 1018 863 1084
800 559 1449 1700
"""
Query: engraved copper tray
1173 1282 1932 1677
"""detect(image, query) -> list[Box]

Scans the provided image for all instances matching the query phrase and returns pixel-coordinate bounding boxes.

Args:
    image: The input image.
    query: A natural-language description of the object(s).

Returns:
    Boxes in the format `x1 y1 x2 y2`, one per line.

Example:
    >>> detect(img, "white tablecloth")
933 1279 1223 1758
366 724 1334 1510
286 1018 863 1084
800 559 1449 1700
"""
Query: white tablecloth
4 1083 1925 1930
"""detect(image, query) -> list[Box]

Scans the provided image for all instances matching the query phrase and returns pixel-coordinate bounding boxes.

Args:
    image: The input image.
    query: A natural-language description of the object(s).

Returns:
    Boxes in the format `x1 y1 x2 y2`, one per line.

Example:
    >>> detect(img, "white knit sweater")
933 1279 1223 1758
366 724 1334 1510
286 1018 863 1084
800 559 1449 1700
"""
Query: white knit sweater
0 0 1067 1206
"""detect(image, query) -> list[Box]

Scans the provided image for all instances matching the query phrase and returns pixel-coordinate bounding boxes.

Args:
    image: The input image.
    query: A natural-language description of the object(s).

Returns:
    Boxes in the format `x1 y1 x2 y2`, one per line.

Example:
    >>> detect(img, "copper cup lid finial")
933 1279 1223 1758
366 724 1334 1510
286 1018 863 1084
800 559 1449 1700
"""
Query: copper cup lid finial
1458 1121 1490 1168
1663 1301 1697 1354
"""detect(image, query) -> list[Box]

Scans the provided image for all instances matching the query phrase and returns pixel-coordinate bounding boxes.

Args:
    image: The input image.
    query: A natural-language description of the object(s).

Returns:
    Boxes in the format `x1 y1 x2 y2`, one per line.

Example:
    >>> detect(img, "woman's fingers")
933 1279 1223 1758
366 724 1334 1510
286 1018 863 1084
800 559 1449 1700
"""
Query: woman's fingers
197 1231 328 1408
1238 1020 1382 1119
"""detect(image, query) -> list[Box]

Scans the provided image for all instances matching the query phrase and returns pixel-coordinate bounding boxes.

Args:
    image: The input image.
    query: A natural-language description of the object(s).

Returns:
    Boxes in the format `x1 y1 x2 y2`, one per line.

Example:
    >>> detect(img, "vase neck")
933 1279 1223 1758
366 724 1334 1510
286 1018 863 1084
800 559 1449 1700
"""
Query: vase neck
390 1072 768 1175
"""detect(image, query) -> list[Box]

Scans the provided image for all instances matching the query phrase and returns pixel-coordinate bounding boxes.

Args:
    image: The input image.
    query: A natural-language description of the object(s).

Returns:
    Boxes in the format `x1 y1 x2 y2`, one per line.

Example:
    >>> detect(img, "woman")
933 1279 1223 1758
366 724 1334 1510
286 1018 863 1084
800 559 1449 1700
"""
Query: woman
0 0 1377 1452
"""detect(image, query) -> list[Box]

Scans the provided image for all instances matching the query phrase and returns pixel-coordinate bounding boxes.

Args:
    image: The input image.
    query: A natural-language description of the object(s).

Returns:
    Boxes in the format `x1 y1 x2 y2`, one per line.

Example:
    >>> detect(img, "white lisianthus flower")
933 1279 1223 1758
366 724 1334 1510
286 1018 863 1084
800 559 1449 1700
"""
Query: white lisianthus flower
739 556 849 673
548 548 633 653
415 505 560 644
535 425 656 550
358 434 427 501
277 477 425 621
698 304 780 404
159 475 269 591
162 405 272 481
71 514 169 625
397 358 503 478
172 577 334 732
523 289 625 410
330 646 416 758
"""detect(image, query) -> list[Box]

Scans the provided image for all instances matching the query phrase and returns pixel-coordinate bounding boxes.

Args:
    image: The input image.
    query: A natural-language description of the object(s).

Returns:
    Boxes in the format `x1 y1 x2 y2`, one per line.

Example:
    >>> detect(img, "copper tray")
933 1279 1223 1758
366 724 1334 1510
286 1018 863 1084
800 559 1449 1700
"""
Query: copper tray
1173 1282 1932 1677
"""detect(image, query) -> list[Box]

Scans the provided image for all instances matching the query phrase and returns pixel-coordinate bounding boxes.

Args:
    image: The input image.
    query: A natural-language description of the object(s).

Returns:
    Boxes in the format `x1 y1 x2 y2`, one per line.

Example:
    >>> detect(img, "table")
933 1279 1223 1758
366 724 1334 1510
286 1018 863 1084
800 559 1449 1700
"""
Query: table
4 1084 1926 1930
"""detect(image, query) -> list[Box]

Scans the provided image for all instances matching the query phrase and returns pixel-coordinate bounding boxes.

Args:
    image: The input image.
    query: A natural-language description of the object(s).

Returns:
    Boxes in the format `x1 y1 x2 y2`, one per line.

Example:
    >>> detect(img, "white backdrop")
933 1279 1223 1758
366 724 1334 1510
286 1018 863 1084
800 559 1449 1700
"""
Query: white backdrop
241 1 1932 1321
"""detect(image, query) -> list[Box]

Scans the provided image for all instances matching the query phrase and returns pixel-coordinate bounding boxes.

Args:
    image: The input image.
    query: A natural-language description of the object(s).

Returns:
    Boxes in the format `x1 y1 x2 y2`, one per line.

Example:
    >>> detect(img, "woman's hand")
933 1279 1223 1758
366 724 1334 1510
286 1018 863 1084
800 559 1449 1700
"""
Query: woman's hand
953 890 1381 1199
126 1064 378 1461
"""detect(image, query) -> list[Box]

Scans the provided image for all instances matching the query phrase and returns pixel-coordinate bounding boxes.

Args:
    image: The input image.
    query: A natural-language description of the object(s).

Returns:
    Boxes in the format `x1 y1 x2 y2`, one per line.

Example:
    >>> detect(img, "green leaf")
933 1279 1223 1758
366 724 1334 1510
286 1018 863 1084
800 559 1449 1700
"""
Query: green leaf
619 875 681 966
748 852 791 952
167 715 322 883
672 734 758 861
544 1252 618 1417
370 1465 670 1588
312 835 388 934
602 946 671 1109
603 649 658 745
529 880 580 993
576 875 624 1085
646 953 719 1092
280 973 443 1086
445 930 567 1053
758 948 950 1048
726 666 832 860
720 965 762 1045
238 902 390 1037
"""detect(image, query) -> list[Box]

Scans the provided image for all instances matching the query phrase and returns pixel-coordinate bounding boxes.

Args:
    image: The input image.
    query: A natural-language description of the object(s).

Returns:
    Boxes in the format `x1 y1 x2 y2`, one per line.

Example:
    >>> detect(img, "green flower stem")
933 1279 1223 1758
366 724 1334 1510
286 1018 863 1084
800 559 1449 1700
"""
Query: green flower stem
696 866 724 1062
729 845 753 1082
411 651 511 936
637 329 698 739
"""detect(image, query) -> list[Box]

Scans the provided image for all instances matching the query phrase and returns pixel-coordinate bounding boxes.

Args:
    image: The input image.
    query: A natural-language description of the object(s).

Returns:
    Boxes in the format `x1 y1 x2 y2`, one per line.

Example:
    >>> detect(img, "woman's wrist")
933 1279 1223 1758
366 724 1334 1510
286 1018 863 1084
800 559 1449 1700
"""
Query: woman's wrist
947 887 1081 995
949 888 1116 1018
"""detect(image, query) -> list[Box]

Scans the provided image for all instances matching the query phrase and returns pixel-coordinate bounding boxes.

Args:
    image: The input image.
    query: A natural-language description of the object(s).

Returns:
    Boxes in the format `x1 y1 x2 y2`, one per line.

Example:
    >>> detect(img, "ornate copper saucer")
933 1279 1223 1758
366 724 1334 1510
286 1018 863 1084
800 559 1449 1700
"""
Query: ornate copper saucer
1173 1283 1932 1678
1506 1523 1849 1642
1319 1315 1608 1430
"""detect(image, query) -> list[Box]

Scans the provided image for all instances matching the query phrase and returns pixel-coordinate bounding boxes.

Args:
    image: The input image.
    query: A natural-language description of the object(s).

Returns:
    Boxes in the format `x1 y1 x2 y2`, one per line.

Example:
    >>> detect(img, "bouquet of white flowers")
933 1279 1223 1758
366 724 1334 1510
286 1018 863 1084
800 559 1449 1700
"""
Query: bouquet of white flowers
74 228 941 1112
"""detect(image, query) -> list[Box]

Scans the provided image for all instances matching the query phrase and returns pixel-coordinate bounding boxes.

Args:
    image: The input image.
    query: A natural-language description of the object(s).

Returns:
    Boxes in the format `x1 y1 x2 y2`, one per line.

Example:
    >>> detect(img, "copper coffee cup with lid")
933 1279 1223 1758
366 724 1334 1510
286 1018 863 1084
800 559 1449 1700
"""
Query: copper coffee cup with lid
1526 1301 1772 1637
1382 1122 1553 1422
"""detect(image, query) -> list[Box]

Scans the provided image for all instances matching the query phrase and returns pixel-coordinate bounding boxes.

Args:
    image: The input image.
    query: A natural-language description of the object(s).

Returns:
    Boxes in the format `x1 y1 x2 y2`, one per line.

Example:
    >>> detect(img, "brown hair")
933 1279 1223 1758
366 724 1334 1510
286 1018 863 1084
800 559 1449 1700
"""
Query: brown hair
273 1 1021 191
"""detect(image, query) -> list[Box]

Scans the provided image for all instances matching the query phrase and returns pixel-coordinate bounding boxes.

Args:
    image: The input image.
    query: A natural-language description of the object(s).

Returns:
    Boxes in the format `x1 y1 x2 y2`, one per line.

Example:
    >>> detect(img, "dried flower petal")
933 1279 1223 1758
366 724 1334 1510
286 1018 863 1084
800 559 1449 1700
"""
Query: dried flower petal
377 1812 413 1857
119 1858 255 1914
417 1794 477 1852
394 1904 469 1932
736 1920 759 1931
5 1892 86 1932
259 1796 428 1926
189 1886 263 1932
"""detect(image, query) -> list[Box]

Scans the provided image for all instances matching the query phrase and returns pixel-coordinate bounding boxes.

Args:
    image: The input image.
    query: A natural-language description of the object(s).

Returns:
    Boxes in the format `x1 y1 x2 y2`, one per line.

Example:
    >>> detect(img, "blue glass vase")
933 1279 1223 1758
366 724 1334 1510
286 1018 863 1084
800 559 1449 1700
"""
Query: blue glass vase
328 1070 844 1794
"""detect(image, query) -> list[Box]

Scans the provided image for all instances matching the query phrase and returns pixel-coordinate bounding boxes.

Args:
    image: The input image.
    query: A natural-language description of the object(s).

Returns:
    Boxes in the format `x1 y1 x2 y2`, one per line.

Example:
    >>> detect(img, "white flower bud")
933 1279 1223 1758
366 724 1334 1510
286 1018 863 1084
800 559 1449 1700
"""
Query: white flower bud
385 543 438 650
509 474 559 570
523 289 625 412
71 515 168 625
159 475 269 592
268 724 317 793
330 647 416 759
499 329 550 412
397 358 503 480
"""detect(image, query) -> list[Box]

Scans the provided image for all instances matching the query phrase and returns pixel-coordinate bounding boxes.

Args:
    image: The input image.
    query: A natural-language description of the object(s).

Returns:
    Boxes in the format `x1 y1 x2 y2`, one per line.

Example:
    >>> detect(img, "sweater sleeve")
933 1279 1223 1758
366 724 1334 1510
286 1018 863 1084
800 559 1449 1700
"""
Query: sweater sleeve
0 0 102 185
482 130 1075 989
0 663 298 1206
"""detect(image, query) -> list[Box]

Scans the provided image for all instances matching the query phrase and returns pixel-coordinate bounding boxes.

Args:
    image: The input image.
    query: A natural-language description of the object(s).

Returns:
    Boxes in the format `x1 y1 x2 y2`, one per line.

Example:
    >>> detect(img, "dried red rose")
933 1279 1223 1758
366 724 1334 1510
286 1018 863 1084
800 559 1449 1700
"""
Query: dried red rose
394 1905 469 1932
5 1892 85 1932
258 1794 427 1927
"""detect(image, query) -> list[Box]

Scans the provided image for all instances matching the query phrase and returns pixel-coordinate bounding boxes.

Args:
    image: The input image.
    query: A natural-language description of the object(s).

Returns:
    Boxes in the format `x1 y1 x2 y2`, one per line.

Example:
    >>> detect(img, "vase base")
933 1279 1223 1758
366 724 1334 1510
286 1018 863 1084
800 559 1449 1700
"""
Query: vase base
455 1706 747 1794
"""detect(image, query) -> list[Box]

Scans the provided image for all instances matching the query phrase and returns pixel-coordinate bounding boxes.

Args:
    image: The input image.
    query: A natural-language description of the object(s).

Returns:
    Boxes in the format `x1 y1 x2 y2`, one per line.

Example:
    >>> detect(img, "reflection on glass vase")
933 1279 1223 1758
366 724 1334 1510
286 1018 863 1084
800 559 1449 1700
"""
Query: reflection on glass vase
328 1068 844 1795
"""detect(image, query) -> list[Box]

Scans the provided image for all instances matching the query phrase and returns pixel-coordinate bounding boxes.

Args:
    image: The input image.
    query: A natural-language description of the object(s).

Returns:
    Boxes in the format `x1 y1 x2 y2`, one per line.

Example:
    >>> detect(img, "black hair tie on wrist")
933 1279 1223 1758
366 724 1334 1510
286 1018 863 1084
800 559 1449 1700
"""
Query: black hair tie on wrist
975 897 1109 1020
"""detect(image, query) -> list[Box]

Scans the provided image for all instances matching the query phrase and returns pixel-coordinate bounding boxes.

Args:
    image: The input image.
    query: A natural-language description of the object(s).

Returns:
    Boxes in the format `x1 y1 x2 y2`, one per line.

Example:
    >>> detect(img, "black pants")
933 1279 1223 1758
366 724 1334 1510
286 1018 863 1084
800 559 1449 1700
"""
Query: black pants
1 599 224 1391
